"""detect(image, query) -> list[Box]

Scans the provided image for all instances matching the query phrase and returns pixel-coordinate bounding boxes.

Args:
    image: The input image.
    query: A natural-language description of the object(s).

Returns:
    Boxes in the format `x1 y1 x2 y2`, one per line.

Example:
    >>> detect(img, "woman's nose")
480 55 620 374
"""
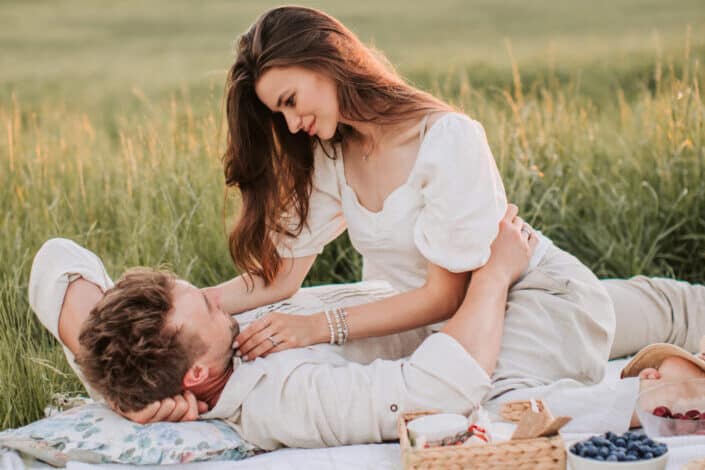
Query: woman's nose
283 110 302 134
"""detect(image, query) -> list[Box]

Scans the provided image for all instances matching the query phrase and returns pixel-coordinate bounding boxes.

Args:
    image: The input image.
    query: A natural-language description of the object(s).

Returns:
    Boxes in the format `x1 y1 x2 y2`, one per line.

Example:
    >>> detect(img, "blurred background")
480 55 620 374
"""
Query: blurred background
1 1 704 429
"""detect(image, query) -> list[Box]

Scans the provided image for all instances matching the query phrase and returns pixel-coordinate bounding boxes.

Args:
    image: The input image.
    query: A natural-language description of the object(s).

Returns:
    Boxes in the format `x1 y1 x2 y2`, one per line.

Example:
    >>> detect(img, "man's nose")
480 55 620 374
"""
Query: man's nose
204 286 222 308
283 110 302 134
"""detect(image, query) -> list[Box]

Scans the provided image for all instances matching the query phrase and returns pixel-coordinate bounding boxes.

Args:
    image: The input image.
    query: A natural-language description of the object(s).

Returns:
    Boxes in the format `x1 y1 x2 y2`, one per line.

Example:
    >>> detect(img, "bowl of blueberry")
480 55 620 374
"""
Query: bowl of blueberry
568 432 668 469
636 378 705 437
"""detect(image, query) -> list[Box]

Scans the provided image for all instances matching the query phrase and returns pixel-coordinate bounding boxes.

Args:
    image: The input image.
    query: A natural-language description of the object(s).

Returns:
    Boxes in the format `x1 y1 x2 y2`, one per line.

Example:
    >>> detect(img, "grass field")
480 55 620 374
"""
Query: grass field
1 1 704 430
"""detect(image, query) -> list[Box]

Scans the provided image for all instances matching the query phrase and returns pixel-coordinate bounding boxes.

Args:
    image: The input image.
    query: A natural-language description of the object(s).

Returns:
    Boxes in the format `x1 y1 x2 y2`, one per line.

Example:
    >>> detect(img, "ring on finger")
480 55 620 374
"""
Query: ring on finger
520 225 532 237
267 336 279 347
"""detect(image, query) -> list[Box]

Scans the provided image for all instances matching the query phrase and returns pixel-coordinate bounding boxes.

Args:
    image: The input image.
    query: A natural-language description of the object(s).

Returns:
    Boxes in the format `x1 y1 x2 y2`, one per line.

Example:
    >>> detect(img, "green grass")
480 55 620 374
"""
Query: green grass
1 0 705 429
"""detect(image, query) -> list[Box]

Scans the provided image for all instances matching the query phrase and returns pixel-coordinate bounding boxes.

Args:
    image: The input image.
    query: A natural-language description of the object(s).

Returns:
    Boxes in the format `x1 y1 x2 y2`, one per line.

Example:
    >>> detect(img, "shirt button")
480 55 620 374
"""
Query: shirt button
390 404 398 412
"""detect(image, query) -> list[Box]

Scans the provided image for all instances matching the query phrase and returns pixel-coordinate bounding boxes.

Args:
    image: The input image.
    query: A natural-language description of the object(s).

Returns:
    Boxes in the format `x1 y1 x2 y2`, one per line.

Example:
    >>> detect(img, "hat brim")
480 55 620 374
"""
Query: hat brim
620 343 705 378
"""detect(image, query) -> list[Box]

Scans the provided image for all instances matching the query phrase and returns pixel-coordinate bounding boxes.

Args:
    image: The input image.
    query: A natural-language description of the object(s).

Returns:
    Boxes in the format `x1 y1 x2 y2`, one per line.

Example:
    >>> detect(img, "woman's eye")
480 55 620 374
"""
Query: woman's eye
286 95 296 107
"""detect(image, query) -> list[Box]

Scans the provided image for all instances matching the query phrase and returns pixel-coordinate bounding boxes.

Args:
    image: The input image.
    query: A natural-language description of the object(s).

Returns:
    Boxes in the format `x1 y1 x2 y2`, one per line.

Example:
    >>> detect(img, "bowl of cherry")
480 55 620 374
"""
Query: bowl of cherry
568 432 668 469
636 378 705 437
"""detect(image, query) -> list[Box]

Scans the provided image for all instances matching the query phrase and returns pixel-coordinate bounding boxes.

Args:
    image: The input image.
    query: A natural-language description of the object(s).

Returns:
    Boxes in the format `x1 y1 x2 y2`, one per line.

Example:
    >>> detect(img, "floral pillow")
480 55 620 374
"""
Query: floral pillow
0 403 261 466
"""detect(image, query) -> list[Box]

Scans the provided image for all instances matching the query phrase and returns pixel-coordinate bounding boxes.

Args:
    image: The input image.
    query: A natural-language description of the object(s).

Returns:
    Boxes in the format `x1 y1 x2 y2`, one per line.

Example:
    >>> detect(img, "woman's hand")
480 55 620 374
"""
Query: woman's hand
112 391 208 424
478 204 538 286
234 312 326 361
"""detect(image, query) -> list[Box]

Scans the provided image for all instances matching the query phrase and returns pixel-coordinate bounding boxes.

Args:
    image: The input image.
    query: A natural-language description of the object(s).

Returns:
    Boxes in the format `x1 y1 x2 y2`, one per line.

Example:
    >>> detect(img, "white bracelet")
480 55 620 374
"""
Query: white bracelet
339 307 349 344
333 305 349 345
323 307 335 345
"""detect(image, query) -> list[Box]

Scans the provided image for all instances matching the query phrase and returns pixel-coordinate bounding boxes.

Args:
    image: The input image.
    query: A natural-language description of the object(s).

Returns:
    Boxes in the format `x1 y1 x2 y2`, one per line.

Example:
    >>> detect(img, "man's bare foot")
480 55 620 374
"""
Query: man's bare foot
629 357 705 427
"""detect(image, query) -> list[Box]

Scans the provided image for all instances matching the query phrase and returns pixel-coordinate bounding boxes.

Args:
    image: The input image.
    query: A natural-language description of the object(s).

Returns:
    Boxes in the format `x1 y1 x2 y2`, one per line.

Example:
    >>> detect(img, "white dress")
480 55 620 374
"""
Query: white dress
276 112 551 292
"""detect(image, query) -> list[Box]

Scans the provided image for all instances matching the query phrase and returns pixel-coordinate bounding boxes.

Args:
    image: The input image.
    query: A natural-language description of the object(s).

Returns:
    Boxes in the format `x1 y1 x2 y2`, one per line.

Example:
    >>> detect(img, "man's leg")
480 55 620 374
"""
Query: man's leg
604 276 705 359
490 244 616 399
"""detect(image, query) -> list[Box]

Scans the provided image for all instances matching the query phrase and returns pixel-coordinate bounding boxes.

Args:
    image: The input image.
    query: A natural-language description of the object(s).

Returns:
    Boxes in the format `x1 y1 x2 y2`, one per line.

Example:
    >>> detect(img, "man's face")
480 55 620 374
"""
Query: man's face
168 280 240 374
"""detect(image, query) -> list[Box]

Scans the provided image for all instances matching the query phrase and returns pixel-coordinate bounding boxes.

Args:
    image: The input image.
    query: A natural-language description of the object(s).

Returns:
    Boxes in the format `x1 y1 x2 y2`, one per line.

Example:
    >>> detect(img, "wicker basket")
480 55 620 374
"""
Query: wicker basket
399 401 566 470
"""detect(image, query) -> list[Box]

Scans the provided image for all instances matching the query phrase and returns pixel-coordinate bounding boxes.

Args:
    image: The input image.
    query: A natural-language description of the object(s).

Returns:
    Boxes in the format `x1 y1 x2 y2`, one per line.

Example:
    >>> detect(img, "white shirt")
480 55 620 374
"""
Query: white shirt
276 113 550 293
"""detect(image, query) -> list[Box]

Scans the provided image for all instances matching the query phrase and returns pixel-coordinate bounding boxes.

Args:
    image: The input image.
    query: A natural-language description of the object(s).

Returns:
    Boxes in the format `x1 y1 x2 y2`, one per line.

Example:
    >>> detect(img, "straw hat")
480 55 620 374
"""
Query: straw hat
621 340 705 379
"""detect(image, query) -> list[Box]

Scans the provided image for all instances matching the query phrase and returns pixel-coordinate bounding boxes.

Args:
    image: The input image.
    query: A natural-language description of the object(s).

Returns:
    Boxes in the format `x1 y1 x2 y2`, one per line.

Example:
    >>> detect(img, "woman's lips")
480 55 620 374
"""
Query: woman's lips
306 117 316 136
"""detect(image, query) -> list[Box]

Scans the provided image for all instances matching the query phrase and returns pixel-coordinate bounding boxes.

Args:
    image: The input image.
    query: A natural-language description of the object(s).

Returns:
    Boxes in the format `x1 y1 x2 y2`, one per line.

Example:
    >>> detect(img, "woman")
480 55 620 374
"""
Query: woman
217 5 705 367
123 6 705 423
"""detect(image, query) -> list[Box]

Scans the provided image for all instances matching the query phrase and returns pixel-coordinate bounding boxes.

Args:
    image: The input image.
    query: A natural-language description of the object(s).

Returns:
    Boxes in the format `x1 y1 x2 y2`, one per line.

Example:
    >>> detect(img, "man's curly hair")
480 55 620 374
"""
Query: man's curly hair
77 268 205 412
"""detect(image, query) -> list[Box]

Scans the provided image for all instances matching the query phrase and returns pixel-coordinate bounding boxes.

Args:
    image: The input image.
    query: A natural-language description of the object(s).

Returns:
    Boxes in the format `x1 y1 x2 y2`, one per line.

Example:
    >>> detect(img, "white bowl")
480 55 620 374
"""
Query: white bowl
406 413 468 445
567 449 668 470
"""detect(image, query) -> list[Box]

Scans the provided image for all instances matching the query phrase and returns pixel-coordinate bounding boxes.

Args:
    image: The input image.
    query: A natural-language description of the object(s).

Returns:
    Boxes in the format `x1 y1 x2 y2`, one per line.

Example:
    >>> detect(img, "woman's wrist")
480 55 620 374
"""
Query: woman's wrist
472 266 512 291
310 312 332 345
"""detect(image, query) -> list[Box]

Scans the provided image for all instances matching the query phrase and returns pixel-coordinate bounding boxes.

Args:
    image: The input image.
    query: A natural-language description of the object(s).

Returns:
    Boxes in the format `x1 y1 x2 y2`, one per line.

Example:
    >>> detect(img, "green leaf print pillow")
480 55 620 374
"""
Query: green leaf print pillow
0 403 262 466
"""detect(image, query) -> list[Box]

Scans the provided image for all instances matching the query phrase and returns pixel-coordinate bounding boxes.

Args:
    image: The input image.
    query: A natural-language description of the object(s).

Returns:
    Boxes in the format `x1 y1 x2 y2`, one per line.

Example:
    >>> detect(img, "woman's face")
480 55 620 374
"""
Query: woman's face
255 65 339 140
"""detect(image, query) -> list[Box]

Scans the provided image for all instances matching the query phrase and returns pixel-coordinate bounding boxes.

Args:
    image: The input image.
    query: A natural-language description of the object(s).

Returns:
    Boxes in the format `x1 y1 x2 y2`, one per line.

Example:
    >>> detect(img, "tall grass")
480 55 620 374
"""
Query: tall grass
2 47 704 429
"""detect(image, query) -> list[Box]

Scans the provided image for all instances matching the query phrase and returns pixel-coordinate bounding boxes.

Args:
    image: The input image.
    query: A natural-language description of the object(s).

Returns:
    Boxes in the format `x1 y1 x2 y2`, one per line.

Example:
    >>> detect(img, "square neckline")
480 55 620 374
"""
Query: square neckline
338 112 455 216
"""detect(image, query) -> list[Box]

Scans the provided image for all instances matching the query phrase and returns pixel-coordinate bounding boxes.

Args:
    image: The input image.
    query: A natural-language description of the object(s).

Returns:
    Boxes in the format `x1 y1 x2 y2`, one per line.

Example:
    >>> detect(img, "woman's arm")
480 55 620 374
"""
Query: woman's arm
210 254 317 315
442 204 537 375
235 260 468 360
236 206 532 362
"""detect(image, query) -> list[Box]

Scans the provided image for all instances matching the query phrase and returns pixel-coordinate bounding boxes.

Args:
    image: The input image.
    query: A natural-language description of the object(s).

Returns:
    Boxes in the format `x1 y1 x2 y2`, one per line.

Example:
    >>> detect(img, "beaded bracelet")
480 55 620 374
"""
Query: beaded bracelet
338 306 350 344
332 305 343 345
323 306 335 345
332 305 350 345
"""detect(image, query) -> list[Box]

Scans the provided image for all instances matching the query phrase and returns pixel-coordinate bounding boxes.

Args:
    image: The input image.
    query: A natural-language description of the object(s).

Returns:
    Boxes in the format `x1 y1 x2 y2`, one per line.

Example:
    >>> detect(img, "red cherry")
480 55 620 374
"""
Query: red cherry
672 412 684 419
685 409 701 420
653 406 672 418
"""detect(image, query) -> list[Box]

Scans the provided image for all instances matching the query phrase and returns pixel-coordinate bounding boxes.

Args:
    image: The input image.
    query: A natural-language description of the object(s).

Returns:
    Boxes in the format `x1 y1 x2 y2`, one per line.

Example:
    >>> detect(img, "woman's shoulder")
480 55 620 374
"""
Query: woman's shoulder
424 111 481 140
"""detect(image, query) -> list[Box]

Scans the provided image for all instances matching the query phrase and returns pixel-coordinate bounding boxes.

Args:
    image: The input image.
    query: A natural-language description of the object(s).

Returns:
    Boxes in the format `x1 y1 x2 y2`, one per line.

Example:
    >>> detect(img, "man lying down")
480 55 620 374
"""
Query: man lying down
28 216 705 450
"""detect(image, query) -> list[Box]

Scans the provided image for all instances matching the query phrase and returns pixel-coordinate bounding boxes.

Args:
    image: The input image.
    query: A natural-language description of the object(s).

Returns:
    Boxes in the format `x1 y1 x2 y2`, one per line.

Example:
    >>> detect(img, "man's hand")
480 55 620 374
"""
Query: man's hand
113 391 208 424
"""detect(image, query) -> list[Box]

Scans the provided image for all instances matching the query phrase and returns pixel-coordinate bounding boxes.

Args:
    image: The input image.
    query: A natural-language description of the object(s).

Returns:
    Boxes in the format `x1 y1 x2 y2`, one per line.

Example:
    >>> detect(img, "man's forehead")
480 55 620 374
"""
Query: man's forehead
175 279 195 289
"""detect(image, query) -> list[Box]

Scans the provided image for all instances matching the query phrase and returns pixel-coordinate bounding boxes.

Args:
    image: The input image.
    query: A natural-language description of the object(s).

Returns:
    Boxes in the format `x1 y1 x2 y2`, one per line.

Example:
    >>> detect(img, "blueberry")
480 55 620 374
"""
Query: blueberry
624 455 637 461
652 447 666 457
614 438 626 448
605 431 617 441
606 454 618 461
595 455 605 461
643 452 654 459
599 447 610 457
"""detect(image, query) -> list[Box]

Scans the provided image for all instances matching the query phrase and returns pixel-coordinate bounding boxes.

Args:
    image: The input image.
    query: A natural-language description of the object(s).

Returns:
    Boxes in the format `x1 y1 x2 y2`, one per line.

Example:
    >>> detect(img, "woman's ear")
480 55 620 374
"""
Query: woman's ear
183 363 210 388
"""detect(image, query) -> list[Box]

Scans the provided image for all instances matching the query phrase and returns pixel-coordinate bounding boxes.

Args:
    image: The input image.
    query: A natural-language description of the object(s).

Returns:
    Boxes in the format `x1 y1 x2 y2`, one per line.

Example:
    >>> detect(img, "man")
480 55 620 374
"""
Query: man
29 207 535 449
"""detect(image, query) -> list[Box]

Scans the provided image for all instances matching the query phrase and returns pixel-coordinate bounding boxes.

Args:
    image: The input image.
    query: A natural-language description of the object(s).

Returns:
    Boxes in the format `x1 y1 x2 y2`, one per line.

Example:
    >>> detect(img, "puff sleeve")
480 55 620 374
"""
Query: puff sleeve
275 144 346 258
413 114 507 272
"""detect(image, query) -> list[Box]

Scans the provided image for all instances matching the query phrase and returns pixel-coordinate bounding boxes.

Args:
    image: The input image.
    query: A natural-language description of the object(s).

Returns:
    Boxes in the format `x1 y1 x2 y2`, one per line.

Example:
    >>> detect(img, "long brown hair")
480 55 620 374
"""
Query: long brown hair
224 6 452 286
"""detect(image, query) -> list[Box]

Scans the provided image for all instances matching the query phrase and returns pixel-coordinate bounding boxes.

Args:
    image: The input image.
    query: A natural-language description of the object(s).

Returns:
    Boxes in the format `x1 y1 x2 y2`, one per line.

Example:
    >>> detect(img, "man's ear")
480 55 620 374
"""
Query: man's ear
183 362 210 388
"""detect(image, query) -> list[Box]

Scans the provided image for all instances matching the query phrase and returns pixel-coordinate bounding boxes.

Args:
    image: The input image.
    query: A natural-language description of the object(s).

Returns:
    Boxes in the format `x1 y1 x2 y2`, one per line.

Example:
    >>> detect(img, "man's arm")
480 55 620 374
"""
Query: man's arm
30 238 206 423
58 278 103 356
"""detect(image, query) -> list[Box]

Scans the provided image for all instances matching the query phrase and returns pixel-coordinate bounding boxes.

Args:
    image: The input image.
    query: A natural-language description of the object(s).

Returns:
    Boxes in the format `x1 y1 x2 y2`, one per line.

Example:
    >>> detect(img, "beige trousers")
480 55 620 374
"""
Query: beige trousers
490 243 705 399
605 275 705 359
